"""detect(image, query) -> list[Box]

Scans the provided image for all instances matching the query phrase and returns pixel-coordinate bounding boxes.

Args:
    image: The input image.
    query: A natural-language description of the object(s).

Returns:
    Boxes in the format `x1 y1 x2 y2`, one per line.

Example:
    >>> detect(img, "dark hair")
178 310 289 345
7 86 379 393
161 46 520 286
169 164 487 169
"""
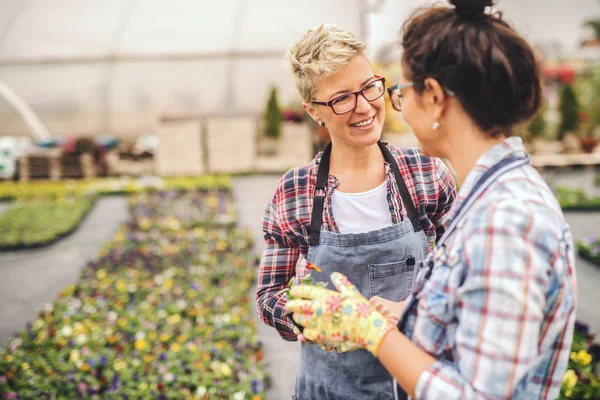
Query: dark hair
401 0 542 137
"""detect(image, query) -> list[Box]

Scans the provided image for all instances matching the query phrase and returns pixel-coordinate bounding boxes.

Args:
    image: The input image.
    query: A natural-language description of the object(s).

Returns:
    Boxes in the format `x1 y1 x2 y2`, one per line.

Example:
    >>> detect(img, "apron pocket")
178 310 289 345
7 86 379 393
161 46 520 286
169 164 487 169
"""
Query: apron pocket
368 257 416 302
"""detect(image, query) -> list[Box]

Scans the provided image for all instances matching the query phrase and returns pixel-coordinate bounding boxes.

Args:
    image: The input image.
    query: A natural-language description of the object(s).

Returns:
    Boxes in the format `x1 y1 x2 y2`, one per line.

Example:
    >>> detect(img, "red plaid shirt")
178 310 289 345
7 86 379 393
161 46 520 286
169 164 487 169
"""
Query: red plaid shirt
256 142 457 340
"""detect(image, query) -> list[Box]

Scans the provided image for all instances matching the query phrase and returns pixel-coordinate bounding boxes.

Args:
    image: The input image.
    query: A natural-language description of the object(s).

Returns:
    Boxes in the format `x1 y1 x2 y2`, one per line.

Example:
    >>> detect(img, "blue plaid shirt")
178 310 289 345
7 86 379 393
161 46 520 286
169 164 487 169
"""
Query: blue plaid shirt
400 137 577 399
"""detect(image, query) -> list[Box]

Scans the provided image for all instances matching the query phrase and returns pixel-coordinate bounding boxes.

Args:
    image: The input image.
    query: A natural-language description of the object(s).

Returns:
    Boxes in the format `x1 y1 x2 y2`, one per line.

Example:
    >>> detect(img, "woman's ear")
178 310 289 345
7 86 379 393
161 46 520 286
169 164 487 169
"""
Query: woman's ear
423 77 448 122
303 102 320 124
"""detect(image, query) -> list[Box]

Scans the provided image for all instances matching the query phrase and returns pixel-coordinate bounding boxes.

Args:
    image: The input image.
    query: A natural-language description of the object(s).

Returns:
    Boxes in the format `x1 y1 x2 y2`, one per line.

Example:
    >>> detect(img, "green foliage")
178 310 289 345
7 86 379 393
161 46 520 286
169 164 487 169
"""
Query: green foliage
577 235 600 266
0 196 94 249
584 18 600 40
558 326 600 399
554 187 600 211
263 86 283 138
558 84 581 140
528 108 547 140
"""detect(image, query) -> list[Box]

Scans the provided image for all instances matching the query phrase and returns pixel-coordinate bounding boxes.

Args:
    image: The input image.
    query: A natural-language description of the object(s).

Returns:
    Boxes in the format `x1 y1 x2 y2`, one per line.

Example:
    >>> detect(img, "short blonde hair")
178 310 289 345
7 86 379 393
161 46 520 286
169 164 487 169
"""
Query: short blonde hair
286 24 365 103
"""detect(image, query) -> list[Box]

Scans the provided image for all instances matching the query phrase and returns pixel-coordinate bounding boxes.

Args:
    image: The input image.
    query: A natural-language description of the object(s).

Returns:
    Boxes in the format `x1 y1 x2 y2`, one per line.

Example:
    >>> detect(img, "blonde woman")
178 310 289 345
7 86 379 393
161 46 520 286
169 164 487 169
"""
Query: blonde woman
256 24 456 399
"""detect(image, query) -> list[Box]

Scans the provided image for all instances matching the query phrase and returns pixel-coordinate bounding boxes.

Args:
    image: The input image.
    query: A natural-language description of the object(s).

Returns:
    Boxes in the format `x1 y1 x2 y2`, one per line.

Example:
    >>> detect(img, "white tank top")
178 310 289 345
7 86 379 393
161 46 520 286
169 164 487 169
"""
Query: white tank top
331 180 393 234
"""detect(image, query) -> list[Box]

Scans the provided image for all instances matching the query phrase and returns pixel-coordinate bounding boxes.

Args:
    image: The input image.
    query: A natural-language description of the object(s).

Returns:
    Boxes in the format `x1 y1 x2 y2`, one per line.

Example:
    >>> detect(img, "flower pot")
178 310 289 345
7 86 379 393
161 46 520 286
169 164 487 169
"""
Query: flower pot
579 136 598 154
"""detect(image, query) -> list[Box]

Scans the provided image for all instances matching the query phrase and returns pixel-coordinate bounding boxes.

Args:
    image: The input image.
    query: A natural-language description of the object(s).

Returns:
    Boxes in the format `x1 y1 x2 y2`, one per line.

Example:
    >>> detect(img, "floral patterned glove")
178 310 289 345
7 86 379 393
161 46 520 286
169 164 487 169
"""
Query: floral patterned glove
285 272 395 356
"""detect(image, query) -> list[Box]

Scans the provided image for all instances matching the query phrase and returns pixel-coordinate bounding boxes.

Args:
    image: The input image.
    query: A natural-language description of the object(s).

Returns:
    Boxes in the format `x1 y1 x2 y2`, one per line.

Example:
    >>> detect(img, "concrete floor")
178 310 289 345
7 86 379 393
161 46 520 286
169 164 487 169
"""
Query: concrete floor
0 196 128 347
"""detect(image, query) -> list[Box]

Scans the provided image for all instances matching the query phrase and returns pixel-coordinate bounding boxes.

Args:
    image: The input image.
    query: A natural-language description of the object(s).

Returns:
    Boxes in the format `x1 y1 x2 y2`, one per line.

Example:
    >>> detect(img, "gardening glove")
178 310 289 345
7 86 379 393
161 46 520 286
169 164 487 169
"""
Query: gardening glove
286 272 395 357
292 326 362 353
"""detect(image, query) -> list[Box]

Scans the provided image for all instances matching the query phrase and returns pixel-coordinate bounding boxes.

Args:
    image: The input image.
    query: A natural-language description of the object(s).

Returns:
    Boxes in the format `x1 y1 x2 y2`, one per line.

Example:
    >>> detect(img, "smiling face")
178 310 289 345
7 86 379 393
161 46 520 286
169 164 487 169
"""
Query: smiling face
304 54 385 149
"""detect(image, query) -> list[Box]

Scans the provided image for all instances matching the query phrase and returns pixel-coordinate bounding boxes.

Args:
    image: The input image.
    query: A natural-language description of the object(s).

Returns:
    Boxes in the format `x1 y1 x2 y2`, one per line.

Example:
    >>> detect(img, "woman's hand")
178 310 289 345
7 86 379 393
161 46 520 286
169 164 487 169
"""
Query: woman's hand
369 296 407 325
286 272 395 356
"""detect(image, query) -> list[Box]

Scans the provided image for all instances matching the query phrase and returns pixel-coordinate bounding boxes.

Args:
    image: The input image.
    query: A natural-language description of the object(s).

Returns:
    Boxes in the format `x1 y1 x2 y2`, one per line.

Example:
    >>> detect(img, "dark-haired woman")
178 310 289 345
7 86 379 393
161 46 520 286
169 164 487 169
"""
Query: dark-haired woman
286 1 577 399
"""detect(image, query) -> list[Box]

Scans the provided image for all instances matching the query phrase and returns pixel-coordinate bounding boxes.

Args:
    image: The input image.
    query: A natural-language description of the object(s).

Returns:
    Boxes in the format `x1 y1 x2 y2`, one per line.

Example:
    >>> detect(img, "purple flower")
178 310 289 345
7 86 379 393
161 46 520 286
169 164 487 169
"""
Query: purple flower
111 373 119 390
252 379 260 394
575 320 590 334
159 352 167 362
0 376 6 384
100 355 108 365
89 358 97 367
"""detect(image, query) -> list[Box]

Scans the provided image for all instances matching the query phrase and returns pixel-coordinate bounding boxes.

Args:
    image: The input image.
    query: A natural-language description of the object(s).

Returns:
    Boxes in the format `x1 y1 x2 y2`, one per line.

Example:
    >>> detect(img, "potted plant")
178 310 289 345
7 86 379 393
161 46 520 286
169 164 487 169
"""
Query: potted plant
259 86 283 156
557 83 581 153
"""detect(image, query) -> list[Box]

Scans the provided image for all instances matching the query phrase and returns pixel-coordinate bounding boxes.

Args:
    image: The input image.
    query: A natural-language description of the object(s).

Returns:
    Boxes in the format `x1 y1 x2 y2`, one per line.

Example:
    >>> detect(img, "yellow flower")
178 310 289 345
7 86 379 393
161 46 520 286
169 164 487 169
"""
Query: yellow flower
577 350 592 366
168 314 181 325
171 343 181 353
96 269 107 280
116 280 127 293
138 218 152 231
70 350 80 363
135 339 146 351
563 369 578 390
33 319 45 330
177 333 188 343
188 343 198 352
570 351 577 363
206 196 218 208
216 241 227 252
252 396 262 400
139 382 148 391
144 354 153 363
81 363 90 372
5 355 13 362
114 231 125 242
160 333 170 342
117 317 128 328
21 363 29 371
114 360 127 371
164 279 174 290
193 227 205 238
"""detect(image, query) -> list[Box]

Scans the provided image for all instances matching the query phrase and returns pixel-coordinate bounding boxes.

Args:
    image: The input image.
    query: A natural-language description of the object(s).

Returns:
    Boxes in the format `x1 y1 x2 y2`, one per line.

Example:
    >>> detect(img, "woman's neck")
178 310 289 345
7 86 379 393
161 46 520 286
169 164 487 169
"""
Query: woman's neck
446 128 506 186
328 139 386 193
329 140 384 172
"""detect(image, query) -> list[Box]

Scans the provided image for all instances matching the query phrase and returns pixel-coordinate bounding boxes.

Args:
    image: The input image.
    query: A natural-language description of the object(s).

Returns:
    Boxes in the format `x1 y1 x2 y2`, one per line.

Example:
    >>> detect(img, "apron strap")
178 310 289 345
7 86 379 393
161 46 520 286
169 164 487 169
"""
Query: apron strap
309 142 332 246
378 141 423 232
309 141 422 246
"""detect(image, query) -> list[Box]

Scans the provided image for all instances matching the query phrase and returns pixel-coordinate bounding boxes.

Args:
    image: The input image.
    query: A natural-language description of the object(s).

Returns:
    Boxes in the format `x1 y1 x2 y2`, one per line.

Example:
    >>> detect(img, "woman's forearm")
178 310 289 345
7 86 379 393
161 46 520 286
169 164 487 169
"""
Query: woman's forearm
377 329 436 398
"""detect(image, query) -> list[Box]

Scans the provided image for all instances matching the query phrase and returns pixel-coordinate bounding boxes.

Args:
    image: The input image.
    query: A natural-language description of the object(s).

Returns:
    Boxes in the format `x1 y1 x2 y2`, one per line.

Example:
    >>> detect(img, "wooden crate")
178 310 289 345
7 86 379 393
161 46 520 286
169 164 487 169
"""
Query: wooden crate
19 149 97 181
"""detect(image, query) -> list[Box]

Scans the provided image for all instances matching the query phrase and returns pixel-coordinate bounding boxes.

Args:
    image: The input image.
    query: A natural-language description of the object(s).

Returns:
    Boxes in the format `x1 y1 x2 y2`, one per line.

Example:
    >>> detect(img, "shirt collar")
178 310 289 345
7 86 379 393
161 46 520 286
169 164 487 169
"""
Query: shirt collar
442 136 528 227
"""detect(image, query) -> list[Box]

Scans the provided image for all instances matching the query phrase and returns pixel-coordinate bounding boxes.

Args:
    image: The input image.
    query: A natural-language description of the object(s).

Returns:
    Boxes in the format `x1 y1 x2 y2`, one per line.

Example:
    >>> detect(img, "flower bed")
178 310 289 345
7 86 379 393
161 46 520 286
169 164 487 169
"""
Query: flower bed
577 236 600 267
559 322 600 399
0 175 231 201
0 189 266 399
555 187 600 211
128 190 237 229
0 196 95 250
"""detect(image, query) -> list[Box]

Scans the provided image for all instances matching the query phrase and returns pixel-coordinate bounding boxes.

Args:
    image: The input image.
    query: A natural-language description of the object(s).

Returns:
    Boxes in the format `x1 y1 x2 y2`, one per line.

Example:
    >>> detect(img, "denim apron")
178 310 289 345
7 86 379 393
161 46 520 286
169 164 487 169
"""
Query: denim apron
393 154 529 400
293 141 428 400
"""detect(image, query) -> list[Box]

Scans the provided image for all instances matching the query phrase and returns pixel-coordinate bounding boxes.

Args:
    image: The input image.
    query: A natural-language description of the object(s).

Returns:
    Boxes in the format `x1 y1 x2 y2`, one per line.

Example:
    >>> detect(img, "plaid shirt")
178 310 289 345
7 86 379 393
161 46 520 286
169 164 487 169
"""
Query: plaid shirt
256 141 457 340
401 137 577 399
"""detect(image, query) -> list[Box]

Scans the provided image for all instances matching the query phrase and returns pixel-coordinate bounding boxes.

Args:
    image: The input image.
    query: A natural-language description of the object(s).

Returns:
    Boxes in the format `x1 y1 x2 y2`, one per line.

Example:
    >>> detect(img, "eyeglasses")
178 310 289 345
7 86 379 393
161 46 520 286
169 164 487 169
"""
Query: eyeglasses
312 77 386 115
387 82 456 112
387 82 414 112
